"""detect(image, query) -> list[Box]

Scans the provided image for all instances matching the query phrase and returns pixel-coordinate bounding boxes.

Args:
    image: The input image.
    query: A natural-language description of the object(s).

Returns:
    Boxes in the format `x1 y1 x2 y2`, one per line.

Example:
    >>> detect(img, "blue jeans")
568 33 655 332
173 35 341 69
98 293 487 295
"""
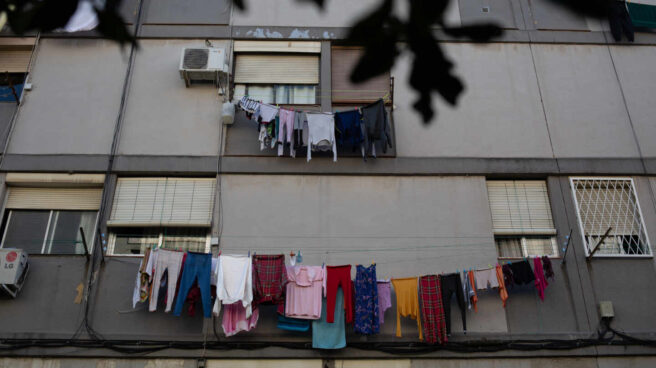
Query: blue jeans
173 252 212 318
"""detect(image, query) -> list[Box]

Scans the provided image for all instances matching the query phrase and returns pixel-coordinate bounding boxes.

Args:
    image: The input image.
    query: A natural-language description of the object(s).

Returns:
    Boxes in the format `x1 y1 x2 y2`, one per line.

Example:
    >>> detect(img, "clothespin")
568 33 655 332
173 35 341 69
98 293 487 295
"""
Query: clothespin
248 250 250 257
322 262 325 268
218 250 222 256
488 264 492 268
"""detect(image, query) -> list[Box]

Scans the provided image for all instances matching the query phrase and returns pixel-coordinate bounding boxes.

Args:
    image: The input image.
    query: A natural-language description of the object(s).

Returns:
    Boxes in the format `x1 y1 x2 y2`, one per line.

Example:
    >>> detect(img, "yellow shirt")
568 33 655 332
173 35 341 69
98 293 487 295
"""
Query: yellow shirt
391 277 422 340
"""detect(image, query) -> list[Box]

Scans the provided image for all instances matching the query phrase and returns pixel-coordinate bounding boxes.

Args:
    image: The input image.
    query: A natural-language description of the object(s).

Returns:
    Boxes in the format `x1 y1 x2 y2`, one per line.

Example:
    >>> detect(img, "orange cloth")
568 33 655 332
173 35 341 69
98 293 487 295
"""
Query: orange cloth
495 265 508 307
467 270 478 312
391 277 422 340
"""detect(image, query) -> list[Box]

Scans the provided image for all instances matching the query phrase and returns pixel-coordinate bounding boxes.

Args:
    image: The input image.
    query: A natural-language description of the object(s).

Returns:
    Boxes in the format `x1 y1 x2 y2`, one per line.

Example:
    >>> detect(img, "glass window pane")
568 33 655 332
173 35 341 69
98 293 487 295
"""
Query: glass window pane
112 228 160 255
247 85 274 104
233 84 246 102
275 85 316 104
162 228 208 253
45 211 97 255
524 236 556 257
496 237 523 258
1 210 49 254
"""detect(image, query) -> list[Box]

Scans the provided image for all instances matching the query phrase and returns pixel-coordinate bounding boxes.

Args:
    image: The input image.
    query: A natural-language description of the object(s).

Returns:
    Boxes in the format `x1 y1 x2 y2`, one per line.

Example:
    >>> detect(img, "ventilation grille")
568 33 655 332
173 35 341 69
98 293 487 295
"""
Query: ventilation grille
183 49 209 69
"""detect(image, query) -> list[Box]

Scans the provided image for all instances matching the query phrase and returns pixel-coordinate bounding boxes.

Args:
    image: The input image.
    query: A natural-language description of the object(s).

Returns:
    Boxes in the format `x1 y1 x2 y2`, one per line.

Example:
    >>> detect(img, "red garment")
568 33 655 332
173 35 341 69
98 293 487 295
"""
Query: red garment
419 275 447 345
185 281 201 317
252 254 287 306
326 265 353 324
533 257 548 301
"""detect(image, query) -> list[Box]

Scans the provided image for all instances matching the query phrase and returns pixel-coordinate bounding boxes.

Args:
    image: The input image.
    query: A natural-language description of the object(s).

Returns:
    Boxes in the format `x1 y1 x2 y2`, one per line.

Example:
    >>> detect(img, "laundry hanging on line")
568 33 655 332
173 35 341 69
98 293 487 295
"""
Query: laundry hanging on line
236 96 393 162
131 248 554 346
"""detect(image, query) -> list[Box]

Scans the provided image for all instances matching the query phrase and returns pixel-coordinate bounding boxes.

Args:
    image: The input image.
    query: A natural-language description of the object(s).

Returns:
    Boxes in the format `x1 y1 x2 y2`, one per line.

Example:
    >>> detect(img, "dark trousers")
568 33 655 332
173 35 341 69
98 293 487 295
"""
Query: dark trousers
440 273 467 334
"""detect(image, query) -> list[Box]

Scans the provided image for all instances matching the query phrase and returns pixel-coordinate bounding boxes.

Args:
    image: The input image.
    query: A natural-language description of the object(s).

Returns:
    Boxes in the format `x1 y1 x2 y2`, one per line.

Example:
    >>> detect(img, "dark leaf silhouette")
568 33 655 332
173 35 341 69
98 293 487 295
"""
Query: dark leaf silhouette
95 0 135 45
345 0 402 83
299 0 325 8
546 0 612 18
443 24 504 43
6 0 80 34
233 0 245 10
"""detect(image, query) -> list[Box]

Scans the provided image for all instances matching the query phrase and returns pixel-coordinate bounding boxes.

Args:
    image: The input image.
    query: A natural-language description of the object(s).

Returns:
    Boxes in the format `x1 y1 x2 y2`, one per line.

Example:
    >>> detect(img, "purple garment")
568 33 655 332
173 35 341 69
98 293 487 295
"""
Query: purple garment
376 280 392 325
533 257 548 301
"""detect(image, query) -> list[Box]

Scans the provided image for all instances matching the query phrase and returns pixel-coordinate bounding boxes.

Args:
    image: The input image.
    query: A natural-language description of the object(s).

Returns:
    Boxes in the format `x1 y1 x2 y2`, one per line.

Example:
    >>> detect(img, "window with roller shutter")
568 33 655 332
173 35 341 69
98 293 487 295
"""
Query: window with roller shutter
107 177 216 255
486 180 558 258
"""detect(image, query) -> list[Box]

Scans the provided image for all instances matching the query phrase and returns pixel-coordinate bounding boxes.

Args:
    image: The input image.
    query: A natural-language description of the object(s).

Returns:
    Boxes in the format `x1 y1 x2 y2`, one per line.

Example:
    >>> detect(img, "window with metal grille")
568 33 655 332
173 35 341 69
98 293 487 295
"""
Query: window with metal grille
486 180 558 258
570 177 651 256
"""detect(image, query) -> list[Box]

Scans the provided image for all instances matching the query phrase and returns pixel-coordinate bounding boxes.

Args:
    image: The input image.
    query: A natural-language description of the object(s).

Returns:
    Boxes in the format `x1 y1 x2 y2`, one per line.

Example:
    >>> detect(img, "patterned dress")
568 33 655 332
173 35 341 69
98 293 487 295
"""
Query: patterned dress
354 264 379 334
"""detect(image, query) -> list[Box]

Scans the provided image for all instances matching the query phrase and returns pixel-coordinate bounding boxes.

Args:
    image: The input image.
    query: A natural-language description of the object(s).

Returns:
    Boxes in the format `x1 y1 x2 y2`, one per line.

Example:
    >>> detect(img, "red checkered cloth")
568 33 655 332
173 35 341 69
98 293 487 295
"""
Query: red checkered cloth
252 254 288 306
419 275 447 345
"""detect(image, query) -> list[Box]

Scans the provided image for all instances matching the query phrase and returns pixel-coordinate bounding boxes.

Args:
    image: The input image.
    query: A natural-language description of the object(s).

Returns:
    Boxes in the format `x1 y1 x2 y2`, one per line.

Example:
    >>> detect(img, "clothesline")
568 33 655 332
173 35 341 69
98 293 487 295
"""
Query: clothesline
132 249 554 348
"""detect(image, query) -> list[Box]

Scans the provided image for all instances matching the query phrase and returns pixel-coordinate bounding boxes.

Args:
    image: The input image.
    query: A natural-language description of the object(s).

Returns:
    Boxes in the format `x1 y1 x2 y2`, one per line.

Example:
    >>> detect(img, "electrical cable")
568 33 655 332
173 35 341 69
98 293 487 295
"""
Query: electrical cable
2 325 656 355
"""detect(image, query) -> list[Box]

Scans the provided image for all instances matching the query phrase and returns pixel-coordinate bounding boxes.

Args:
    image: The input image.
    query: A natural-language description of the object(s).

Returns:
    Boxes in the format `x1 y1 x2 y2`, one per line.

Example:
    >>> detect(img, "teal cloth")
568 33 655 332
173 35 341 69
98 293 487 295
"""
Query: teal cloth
312 288 346 349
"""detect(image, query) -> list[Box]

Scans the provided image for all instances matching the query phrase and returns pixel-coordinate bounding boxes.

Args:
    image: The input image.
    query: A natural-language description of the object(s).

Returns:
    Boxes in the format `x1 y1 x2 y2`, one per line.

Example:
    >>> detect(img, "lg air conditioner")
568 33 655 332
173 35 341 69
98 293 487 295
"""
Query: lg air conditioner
179 47 229 87
0 248 29 298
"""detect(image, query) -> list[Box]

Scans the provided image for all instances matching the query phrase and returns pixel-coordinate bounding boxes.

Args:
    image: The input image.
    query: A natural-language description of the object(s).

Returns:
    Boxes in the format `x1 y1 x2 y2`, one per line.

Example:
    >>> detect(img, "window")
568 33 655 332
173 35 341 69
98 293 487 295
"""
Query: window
0 37 34 103
232 41 320 105
331 47 391 104
0 174 104 255
571 177 651 256
1 210 97 254
487 180 558 258
109 227 210 255
107 177 216 256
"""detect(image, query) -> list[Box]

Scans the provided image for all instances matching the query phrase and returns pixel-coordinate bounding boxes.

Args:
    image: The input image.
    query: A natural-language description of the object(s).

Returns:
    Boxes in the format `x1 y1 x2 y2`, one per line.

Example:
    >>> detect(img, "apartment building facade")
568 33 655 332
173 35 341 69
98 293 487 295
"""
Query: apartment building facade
1 0 656 367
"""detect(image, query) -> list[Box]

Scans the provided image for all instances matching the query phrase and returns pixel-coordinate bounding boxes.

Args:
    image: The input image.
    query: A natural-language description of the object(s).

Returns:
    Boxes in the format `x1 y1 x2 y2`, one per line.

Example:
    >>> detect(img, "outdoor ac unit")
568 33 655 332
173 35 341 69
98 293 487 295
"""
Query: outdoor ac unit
0 248 29 298
179 47 228 87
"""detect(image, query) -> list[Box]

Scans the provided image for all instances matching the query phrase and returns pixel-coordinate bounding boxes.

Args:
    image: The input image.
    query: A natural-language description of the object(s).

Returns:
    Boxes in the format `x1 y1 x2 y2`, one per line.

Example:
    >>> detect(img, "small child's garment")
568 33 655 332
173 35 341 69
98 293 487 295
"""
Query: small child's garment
474 267 499 289
377 280 392 324
222 302 259 337
391 277 422 340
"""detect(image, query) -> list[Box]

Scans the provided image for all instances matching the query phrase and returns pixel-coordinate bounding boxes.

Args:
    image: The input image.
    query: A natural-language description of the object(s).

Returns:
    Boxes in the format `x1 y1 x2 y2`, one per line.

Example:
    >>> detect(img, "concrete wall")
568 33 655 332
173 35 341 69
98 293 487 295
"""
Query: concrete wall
392 43 553 158
0 103 16 149
6 39 128 155
609 45 656 158
117 39 224 157
219 174 506 333
532 44 639 159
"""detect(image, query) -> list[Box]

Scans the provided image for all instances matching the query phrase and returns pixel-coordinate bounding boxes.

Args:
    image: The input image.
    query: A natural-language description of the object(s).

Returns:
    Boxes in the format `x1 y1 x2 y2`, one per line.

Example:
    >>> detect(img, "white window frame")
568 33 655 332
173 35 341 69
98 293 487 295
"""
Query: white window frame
0 209 99 255
107 229 211 257
570 177 652 258
494 236 559 259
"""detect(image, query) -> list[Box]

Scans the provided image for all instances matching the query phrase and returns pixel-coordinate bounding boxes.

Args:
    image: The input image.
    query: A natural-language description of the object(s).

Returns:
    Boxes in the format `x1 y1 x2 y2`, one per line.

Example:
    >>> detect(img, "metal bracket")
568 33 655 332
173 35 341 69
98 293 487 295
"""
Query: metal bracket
560 228 573 266
79 227 90 262
587 227 613 261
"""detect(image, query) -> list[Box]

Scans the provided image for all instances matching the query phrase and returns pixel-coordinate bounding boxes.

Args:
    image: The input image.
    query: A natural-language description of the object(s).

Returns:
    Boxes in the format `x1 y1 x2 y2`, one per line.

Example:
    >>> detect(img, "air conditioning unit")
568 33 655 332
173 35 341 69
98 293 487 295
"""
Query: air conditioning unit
179 47 228 87
0 248 29 298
